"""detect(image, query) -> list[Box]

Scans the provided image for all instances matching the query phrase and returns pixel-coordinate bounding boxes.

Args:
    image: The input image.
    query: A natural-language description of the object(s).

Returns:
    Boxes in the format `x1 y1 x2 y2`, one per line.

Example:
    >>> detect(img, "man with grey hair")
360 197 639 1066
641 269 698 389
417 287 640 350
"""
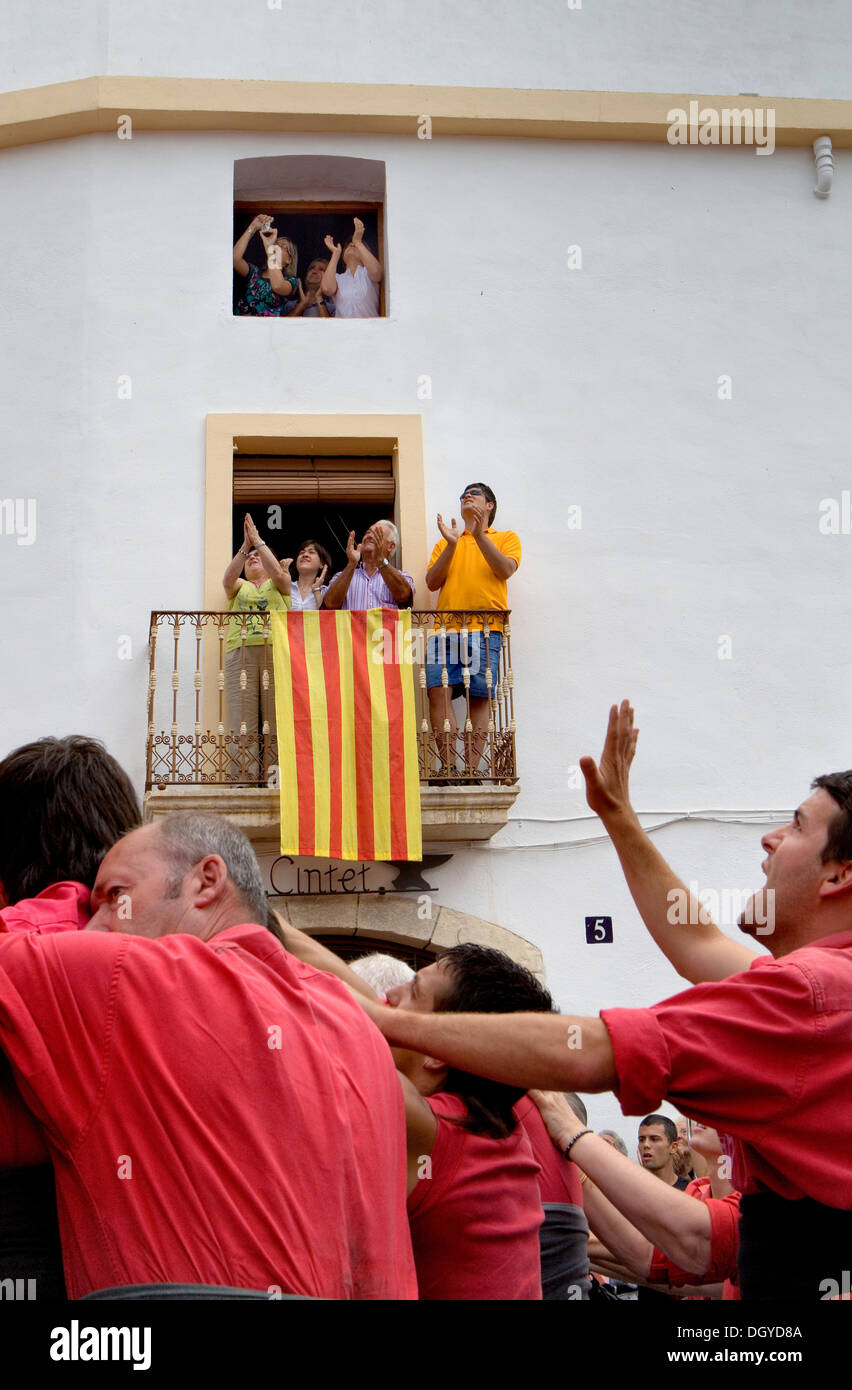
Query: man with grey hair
322 520 414 611
351 951 415 997
0 812 416 1300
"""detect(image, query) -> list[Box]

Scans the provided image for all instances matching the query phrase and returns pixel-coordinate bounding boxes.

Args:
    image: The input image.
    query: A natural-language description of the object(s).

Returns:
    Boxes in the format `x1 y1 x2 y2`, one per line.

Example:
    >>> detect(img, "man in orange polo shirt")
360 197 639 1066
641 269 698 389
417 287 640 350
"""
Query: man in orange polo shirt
424 483 521 779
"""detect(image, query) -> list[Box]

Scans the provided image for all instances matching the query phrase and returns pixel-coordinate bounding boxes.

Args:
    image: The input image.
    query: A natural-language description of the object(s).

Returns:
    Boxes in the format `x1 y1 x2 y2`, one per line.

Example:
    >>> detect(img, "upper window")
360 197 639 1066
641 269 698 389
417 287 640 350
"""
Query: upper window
233 155 387 320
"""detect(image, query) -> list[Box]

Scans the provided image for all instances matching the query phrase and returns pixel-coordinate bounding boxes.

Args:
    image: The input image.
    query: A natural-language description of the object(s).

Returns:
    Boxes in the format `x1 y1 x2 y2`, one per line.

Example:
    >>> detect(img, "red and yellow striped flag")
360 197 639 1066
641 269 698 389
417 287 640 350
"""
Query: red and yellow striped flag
271 608 422 861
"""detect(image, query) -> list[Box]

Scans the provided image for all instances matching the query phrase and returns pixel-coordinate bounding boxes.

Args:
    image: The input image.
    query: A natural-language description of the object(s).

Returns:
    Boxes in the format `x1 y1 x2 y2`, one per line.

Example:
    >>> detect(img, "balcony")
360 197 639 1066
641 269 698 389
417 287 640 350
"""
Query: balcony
144 610 520 844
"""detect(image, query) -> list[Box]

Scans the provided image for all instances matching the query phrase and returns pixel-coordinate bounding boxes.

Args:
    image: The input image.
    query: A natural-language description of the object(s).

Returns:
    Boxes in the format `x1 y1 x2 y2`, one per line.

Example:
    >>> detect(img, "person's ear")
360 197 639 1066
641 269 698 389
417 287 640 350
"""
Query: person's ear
422 1056 447 1078
820 859 852 899
189 854 230 909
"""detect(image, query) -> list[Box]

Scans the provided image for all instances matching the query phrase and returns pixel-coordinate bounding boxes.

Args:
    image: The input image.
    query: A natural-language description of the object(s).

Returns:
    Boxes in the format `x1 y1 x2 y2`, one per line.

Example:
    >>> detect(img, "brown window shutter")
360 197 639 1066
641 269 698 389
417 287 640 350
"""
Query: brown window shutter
233 456 395 506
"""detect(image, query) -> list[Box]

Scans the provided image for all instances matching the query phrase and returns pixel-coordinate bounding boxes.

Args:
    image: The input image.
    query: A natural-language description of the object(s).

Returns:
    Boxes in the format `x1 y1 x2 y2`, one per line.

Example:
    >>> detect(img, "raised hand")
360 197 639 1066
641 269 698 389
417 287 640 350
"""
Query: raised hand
529 1090 582 1148
315 564 329 586
250 212 272 233
345 531 361 565
244 513 261 548
324 234 341 255
352 216 365 243
437 513 460 544
579 700 639 820
466 498 489 538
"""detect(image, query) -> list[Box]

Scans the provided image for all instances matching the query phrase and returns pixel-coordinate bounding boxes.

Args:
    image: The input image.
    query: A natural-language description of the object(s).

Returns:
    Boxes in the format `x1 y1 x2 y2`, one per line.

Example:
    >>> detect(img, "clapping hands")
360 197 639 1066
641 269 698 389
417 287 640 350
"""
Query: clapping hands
437 514 460 544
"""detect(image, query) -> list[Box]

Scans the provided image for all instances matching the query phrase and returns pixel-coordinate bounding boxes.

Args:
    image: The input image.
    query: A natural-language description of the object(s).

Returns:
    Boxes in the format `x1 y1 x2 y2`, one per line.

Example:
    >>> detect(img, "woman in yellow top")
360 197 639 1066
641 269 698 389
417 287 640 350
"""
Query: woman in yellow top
222 513 291 781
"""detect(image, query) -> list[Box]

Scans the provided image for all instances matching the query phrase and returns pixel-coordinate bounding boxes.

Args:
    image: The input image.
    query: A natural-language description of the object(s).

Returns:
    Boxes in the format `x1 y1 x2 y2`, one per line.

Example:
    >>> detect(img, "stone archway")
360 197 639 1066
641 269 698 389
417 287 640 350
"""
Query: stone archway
268 893 543 978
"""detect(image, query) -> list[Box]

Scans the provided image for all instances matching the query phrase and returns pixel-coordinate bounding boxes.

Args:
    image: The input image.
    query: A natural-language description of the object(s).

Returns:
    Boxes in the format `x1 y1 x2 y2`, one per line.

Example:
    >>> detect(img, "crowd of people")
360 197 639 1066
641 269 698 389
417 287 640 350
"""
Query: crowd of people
233 214 382 318
222 480 521 781
0 694 849 1301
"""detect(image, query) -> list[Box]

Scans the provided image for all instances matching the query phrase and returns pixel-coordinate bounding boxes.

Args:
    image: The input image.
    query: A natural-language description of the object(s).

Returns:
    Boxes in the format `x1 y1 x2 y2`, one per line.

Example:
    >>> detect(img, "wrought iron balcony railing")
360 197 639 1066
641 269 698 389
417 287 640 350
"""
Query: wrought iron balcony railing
146 610 516 791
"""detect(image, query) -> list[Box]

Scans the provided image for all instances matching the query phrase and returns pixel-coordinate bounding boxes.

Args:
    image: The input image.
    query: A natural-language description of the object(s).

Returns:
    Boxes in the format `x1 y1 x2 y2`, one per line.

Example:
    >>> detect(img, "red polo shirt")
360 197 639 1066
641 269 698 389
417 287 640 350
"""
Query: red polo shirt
601 932 852 1206
0 924 416 1300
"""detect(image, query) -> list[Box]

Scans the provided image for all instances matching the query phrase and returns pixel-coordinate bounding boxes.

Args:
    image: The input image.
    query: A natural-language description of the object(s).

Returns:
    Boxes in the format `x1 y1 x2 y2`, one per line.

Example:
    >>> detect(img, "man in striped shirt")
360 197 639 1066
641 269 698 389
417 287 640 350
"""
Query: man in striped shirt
322 521 414 611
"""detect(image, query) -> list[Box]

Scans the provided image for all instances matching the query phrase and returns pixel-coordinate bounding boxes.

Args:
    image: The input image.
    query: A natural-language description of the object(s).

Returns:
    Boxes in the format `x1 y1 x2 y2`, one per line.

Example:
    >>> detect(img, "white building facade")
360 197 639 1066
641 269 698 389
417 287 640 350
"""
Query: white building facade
1 0 851 1139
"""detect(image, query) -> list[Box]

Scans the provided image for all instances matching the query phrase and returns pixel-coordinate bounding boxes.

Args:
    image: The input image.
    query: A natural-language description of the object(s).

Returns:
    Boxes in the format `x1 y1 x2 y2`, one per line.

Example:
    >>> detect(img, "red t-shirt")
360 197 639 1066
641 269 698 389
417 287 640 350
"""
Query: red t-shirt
647 1176 741 1299
514 1095 584 1206
407 1091 543 1300
0 923 416 1300
0 881 90 934
601 932 852 1205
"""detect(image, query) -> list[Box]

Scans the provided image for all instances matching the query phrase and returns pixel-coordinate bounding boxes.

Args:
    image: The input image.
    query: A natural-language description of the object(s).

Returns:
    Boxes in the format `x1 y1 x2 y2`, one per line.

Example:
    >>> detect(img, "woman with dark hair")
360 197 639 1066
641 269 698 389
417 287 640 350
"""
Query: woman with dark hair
288 539 332 611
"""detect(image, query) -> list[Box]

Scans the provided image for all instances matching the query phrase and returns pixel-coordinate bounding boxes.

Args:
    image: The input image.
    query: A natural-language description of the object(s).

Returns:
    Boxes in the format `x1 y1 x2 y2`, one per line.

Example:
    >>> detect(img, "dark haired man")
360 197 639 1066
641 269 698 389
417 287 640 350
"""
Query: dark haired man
0 813 416 1300
638 1114 690 1190
360 701 852 1300
278 928 552 1299
425 484 520 779
0 734 140 1299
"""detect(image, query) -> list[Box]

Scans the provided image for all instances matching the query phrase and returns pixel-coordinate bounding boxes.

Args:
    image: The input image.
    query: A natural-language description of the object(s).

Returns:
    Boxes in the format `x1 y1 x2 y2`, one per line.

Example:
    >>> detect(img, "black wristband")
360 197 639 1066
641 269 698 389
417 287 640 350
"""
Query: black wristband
563 1128 594 1157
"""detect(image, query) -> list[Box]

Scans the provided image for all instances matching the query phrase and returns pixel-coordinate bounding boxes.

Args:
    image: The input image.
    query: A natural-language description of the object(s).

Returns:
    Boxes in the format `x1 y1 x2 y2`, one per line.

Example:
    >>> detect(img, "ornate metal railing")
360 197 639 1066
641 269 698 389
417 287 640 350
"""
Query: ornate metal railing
145 610 516 790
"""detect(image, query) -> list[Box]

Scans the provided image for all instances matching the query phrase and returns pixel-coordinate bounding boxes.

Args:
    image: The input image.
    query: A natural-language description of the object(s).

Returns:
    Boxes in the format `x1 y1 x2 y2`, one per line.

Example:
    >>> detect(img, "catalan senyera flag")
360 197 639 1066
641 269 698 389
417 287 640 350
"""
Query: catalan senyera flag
271 608 422 861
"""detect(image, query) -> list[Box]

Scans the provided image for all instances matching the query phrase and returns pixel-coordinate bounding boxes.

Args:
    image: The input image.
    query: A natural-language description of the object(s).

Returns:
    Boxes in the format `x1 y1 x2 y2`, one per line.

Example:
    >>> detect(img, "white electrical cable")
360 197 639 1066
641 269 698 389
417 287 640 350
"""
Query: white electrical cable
462 808 792 852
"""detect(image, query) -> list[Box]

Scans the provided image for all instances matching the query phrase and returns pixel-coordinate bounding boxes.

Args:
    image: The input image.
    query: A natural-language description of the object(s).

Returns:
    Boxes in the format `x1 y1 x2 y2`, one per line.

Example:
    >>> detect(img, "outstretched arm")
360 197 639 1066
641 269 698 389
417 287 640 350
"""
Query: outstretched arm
531 1091 713 1276
271 913 380 1004
360 998 616 1093
233 214 268 276
582 702 759 984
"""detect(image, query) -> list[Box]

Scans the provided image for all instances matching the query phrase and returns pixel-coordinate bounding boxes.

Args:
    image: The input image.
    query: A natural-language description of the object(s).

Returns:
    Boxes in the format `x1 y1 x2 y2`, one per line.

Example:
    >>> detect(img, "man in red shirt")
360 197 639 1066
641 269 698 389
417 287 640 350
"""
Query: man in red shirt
359 701 852 1299
0 812 416 1300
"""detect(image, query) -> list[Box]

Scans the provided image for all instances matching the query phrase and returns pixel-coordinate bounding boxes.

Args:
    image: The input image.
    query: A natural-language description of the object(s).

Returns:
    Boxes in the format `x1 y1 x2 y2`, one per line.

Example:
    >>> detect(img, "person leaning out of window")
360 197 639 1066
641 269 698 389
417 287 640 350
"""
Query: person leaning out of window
233 213 298 317
320 217 382 318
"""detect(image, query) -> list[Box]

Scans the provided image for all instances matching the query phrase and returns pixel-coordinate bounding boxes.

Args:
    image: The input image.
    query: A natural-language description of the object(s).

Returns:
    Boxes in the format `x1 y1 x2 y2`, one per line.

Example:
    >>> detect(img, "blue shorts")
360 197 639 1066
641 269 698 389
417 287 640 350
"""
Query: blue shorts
425 631 501 701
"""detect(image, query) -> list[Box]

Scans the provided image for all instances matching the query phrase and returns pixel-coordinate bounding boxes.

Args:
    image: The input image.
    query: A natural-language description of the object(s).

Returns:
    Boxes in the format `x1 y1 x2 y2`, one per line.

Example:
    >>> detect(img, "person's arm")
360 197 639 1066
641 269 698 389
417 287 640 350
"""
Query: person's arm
287 281 308 318
233 214 268 276
223 546 248 600
244 514 290 596
531 1091 713 1276
581 702 759 984
321 238 341 296
466 501 518 579
425 521 458 592
351 218 383 284
397 1071 438 1194
321 532 360 609
378 562 413 607
271 913 381 1004
374 530 413 606
361 999 616 1093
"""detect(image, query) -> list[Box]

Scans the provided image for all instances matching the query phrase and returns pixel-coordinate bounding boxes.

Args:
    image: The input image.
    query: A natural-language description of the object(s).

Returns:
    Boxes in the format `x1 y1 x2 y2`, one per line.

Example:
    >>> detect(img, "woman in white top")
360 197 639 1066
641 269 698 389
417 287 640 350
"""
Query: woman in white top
287 539 332 610
320 217 383 318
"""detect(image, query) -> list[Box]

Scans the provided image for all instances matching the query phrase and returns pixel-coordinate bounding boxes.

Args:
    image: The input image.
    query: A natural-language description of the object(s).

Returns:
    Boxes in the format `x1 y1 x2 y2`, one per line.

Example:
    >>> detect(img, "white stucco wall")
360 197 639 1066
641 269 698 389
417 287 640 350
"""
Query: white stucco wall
3 0 852 99
1 119 849 1131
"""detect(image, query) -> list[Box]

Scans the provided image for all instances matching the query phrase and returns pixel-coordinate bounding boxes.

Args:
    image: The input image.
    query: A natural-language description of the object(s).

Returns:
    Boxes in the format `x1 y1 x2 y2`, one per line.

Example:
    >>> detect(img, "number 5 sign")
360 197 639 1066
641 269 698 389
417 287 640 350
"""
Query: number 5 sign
585 916 613 944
